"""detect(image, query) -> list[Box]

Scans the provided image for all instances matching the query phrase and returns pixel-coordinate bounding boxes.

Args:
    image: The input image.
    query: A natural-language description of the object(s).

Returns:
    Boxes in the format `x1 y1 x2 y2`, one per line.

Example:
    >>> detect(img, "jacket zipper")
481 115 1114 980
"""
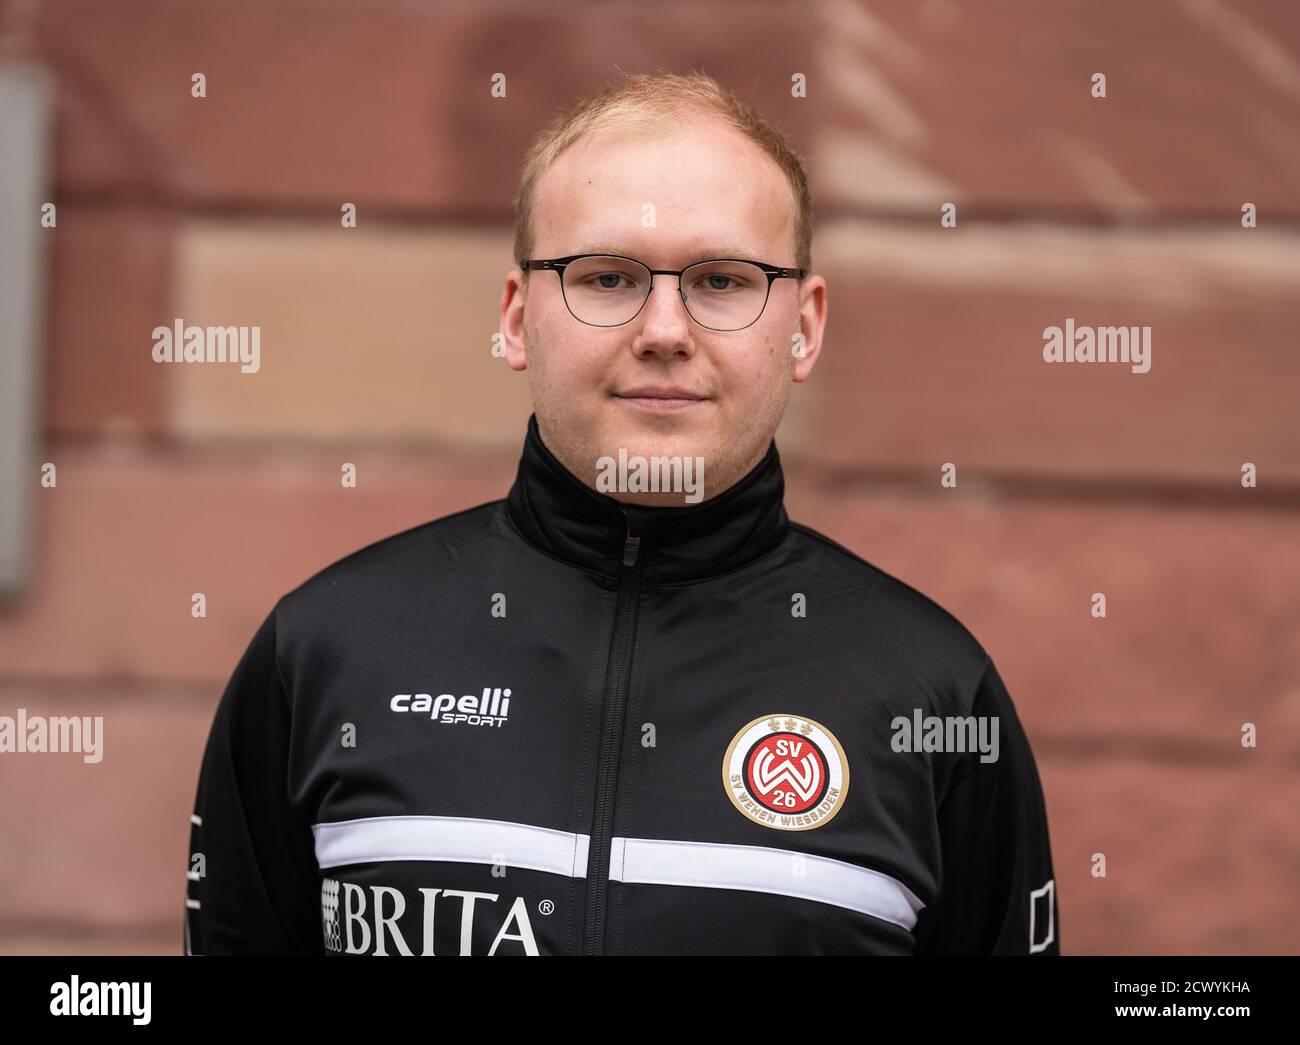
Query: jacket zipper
582 514 643 954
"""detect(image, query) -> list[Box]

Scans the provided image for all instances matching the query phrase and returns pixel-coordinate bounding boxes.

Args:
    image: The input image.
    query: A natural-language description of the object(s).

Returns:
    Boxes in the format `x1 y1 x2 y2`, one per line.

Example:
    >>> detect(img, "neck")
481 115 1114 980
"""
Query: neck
533 417 769 509
506 414 790 584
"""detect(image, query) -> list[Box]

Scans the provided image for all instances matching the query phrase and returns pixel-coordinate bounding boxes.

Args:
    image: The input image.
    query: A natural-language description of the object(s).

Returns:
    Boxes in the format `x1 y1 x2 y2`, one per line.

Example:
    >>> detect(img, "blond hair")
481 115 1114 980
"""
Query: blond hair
512 70 812 275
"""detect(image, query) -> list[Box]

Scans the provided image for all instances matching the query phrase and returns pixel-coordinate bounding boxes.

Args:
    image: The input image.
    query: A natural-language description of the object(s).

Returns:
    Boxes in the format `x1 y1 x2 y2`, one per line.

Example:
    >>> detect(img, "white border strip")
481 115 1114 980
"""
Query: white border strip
609 836 924 930
310 817 924 930
312 815 589 877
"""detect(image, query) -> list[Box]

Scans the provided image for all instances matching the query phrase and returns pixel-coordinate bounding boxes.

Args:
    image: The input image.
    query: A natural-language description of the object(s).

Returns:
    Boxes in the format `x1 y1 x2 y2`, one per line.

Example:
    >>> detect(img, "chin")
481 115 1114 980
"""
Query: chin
606 419 713 460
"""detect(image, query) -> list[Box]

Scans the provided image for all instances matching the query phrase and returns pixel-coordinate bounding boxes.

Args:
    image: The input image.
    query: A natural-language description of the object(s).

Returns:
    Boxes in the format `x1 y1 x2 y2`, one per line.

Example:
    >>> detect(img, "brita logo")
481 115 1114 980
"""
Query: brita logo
390 687 511 727
321 876 539 955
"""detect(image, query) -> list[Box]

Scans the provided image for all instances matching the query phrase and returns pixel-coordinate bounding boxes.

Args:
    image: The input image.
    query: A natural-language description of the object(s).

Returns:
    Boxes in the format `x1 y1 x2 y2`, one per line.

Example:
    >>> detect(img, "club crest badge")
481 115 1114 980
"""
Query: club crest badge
723 714 849 831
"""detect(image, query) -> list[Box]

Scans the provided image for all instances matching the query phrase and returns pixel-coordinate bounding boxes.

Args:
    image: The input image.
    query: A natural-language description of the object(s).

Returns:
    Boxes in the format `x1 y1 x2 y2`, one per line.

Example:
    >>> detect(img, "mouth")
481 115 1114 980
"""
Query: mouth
613 387 710 413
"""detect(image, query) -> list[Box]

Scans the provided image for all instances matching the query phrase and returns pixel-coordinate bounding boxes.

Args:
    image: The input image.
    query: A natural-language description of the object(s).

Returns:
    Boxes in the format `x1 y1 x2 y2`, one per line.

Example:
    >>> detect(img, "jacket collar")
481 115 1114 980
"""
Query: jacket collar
505 414 790 584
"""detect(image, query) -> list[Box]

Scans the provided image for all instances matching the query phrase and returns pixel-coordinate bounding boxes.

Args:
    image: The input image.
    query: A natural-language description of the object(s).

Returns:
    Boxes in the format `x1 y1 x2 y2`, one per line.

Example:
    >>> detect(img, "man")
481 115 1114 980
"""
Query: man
185 71 1059 956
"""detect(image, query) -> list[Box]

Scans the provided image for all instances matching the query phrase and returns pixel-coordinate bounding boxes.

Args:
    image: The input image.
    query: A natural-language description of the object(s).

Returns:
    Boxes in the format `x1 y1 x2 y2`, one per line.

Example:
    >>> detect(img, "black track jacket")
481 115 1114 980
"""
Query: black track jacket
185 414 1060 956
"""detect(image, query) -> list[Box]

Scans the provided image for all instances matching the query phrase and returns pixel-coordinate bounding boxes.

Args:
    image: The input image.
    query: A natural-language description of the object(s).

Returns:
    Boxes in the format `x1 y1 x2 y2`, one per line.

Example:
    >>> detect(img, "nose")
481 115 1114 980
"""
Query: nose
630 273 695 361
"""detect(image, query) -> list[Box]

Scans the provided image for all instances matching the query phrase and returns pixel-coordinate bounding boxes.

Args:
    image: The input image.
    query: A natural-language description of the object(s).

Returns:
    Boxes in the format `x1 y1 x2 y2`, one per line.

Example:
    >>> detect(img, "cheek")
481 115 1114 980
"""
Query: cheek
754 332 792 375
717 345 781 401
530 319 608 389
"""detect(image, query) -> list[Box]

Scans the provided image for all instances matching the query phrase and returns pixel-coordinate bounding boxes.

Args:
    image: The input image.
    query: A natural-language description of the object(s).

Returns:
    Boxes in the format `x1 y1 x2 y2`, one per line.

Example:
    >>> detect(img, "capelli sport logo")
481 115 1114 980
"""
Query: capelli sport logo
390 687 511 727
724 714 848 831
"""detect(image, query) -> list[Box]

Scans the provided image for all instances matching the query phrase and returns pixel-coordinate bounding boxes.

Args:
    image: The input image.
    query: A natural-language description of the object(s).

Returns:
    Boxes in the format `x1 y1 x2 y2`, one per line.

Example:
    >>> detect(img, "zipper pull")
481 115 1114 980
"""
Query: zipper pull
621 508 641 567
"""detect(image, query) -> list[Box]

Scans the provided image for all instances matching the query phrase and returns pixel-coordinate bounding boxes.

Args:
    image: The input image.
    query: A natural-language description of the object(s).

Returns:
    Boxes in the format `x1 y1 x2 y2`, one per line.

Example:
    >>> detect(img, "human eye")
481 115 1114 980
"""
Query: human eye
699 273 740 292
584 270 635 291
690 264 756 293
567 256 644 293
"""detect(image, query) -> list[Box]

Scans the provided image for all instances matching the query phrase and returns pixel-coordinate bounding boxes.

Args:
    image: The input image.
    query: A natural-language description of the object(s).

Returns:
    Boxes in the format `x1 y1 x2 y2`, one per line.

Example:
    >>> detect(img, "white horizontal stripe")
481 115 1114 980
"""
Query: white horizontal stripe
309 816 923 930
608 836 924 931
312 815 589 877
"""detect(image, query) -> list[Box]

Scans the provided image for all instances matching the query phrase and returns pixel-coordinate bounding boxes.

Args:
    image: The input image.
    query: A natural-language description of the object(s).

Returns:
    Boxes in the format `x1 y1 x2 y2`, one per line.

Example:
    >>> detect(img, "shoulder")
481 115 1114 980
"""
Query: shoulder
272 498 506 634
787 521 992 707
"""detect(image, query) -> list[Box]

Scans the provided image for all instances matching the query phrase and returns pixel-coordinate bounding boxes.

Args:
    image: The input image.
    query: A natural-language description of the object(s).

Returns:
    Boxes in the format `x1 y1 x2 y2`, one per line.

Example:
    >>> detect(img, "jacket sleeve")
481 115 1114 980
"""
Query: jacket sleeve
184 604 324 955
912 658 1060 955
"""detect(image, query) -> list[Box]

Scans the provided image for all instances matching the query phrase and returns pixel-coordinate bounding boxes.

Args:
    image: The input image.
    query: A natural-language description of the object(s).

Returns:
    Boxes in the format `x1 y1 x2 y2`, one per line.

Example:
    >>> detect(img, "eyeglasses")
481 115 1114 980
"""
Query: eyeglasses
521 253 806 331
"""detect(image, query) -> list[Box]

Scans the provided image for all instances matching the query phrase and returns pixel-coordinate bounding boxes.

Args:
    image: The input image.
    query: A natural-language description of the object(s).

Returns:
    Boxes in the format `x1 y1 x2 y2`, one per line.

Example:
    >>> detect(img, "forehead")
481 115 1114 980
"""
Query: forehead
532 117 796 264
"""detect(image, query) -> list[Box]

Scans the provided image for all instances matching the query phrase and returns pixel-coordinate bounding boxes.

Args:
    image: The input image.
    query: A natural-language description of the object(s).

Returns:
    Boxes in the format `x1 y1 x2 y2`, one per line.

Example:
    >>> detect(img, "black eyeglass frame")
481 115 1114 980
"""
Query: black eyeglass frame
520 253 807 331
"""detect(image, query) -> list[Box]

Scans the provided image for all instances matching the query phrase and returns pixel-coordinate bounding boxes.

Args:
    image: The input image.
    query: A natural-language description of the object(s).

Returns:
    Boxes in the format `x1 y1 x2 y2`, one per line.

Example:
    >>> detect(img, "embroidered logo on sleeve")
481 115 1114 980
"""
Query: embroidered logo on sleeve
1029 878 1056 953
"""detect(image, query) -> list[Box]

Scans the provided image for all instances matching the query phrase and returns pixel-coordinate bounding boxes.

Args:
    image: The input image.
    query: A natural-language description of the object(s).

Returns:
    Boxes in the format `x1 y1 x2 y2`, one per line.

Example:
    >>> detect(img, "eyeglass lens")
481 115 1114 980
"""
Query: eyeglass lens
560 255 770 330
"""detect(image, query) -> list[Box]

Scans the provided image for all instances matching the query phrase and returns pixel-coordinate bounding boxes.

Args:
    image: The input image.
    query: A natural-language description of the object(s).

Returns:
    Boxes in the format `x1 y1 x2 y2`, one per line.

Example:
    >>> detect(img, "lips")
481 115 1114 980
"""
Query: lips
613 388 709 413
615 387 707 401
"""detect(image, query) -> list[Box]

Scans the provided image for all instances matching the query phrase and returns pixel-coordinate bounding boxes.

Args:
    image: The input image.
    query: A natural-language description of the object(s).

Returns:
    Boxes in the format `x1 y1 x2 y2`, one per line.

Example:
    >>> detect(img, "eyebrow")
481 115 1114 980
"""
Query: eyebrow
571 245 766 263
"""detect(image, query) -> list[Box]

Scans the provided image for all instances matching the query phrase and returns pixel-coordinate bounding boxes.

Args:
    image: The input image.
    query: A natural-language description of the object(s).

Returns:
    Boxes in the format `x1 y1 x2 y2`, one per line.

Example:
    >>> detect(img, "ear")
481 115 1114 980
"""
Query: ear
791 274 827 382
499 269 529 372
